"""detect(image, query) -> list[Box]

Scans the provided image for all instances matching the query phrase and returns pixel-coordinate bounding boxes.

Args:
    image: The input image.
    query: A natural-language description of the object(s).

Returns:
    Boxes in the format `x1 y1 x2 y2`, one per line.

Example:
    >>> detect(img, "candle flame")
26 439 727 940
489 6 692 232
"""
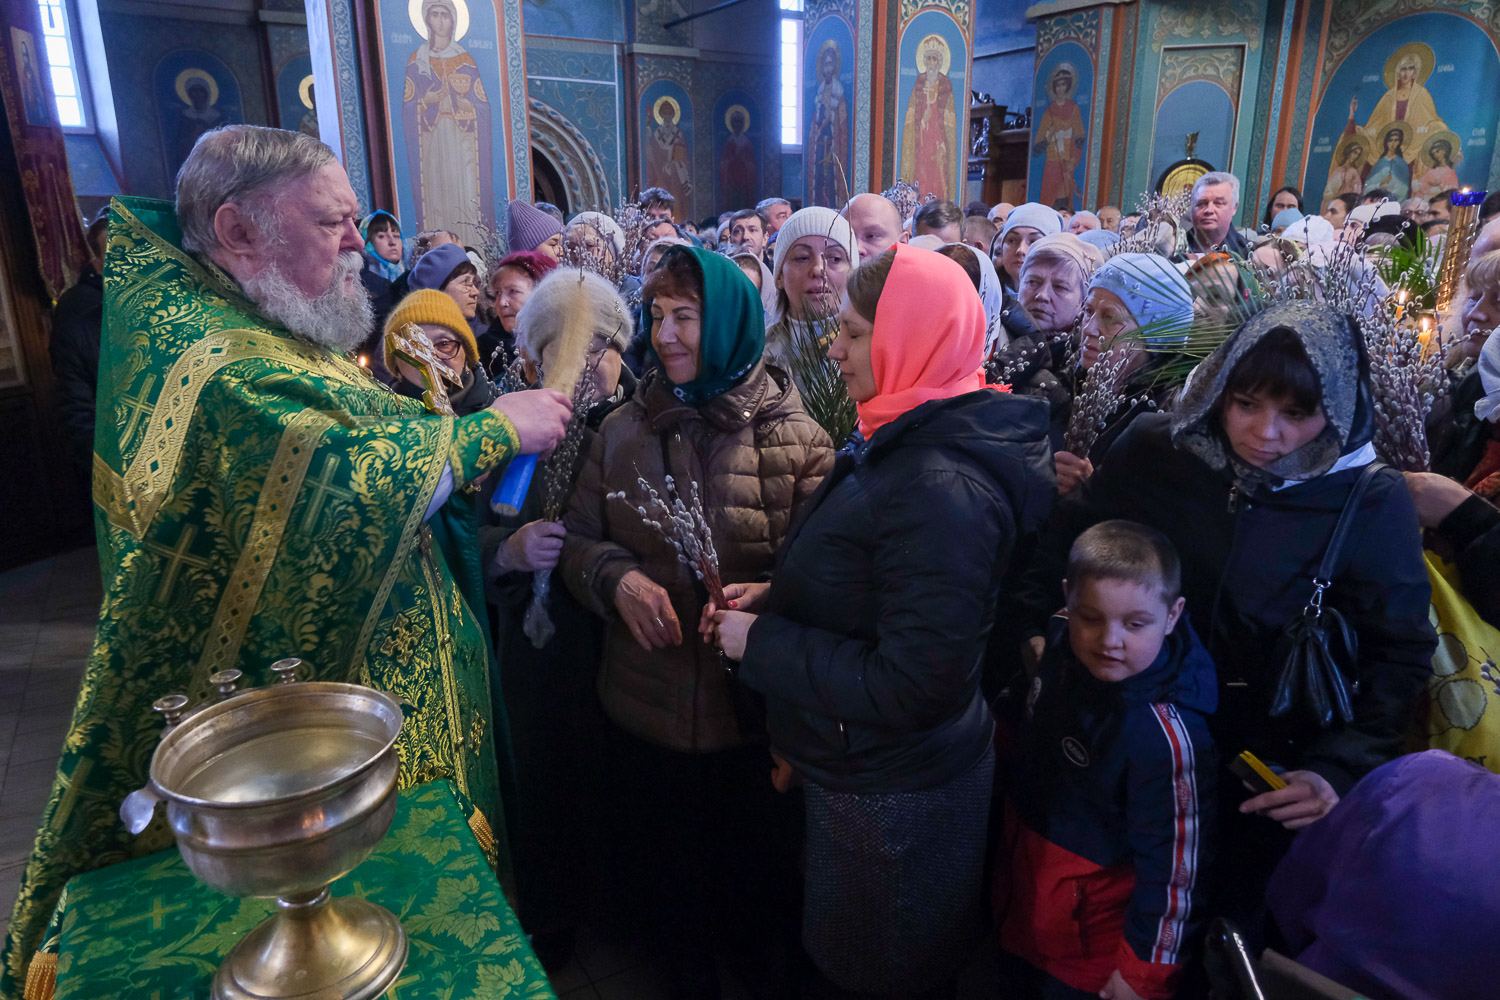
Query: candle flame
1398 289 1408 303
358 354 369 367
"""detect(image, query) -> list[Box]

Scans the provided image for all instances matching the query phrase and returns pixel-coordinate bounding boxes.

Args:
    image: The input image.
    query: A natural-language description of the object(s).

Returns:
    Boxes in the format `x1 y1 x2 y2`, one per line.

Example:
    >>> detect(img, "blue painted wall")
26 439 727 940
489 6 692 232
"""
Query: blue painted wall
1150 80 1234 185
522 0 625 43
525 38 624 210
971 0 1033 114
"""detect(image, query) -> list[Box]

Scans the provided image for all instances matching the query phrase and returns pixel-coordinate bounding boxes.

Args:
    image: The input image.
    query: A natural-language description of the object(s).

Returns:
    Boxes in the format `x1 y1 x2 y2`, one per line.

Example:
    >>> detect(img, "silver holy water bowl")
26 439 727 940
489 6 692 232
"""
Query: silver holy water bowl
120 659 409 1000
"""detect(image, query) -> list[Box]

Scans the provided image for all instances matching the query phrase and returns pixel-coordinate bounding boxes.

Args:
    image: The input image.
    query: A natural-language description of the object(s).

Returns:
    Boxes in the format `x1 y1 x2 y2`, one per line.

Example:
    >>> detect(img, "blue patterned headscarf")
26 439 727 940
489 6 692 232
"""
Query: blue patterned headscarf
360 210 404 281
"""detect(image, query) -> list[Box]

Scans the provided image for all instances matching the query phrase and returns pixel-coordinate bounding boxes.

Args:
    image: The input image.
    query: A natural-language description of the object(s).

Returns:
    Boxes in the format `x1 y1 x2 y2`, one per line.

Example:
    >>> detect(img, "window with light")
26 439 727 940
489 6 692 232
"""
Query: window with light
780 0 802 147
34 0 86 128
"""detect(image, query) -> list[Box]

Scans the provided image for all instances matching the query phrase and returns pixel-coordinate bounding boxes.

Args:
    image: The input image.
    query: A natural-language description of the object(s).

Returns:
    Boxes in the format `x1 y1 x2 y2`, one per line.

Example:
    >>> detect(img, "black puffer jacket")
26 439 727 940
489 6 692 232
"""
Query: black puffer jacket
739 390 1056 794
1012 413 1436 794
48 268 103 477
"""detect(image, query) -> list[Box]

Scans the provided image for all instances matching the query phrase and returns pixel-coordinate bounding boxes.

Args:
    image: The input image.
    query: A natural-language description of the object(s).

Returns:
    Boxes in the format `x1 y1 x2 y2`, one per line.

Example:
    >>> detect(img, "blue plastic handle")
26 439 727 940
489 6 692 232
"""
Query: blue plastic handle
491 453 538 517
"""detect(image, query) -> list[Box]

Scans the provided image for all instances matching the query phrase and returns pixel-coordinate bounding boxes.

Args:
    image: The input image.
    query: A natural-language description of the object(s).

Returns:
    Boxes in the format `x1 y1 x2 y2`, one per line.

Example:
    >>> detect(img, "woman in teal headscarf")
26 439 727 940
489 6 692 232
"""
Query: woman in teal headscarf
561 245 832 996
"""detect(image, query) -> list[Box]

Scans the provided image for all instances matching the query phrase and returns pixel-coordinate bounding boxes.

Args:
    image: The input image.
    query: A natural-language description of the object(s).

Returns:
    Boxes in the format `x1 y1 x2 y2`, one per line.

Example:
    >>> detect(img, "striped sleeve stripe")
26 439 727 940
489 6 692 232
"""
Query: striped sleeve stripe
1149 703 1200 965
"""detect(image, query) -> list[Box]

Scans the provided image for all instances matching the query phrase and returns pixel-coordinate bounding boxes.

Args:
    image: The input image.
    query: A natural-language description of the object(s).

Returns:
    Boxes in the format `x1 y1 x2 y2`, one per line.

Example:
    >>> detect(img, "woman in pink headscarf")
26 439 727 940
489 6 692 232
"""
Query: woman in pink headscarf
708 243 1056 997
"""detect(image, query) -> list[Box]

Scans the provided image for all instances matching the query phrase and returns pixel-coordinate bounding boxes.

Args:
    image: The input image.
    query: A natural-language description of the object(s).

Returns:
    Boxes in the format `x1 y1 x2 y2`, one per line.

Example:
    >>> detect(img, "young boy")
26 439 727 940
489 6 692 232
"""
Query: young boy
997 520 1217 1000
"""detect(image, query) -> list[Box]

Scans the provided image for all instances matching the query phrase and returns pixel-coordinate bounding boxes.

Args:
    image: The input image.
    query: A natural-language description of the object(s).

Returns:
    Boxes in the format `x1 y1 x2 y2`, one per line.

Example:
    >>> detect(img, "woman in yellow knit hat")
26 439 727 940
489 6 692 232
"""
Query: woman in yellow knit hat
383 288 500 416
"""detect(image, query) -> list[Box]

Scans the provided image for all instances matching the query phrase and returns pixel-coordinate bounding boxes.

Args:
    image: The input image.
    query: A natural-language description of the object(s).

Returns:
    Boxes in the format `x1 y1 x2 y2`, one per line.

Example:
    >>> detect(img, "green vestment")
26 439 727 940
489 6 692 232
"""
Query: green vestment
2 197 520 999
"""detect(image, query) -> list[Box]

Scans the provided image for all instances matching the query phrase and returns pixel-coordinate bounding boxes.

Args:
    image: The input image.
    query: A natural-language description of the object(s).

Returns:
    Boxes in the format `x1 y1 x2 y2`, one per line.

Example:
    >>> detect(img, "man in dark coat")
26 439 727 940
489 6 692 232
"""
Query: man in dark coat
49 212 109 479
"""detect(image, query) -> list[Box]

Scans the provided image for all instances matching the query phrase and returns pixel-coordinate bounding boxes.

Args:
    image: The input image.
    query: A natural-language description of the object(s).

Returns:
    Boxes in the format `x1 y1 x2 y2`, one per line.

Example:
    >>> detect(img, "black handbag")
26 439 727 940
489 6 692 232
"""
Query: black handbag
1269 461 1385 729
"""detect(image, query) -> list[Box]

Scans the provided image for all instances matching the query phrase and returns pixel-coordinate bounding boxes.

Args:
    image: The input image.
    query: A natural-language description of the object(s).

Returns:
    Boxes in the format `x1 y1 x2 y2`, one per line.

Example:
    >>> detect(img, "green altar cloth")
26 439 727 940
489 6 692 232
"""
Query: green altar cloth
32 782 554 1000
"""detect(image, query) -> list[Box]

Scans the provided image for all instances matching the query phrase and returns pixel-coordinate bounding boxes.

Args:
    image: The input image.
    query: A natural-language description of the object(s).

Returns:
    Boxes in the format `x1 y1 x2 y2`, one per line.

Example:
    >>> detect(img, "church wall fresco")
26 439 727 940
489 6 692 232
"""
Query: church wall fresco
1297 9 1500 211
522 0 625 43
95 11 268 201
804 14 855 208
895 7 970 204
713 89 763 216
275 52 318 137
1027 11 1097 212
372 0 517 250
153 50 245 184
1148 46 1243 191
637 77 694 220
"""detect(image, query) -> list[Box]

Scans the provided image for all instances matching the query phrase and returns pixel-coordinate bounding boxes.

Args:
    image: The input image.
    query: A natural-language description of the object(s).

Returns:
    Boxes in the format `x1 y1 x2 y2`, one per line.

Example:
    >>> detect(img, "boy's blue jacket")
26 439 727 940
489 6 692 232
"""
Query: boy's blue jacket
996 614 1218 999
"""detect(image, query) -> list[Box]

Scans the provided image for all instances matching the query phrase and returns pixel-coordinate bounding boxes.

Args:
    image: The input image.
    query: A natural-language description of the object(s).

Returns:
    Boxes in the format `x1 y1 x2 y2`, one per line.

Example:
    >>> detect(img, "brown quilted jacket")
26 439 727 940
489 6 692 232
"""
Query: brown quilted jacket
561 362 834 752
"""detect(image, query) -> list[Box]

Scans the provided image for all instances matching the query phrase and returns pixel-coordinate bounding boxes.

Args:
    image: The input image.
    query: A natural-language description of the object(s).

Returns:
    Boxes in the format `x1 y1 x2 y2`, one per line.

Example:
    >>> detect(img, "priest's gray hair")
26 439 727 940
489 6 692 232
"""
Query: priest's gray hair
176 124 337 256
1190 171 1240 210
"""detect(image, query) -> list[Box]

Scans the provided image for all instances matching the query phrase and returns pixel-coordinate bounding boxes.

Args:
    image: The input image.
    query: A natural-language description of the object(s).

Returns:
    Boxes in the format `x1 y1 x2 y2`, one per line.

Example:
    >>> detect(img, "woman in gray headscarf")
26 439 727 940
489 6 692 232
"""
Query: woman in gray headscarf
1014 299 1436 936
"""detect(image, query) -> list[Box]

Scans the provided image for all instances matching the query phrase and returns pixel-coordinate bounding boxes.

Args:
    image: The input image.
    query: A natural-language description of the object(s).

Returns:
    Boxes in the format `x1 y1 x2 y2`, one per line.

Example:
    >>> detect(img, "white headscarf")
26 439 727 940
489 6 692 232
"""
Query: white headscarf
731 251 779 322
1476 327 1500 423
569 211 626 258
639 236 690 279
940 242 1008 359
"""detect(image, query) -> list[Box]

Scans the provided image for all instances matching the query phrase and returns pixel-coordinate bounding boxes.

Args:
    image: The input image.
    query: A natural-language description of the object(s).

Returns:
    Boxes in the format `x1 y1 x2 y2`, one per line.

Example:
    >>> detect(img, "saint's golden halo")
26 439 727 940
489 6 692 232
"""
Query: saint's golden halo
175 67 219 106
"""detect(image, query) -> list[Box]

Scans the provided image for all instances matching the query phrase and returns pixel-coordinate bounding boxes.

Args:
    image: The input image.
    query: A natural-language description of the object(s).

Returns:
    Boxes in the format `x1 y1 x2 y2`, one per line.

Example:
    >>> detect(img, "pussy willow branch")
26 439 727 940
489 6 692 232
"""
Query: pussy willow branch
607 473 726 608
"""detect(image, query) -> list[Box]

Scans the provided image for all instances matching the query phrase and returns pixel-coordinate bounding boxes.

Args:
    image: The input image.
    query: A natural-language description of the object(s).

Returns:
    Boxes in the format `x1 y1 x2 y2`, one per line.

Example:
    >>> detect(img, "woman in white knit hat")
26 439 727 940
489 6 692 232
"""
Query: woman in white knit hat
764 206 859 370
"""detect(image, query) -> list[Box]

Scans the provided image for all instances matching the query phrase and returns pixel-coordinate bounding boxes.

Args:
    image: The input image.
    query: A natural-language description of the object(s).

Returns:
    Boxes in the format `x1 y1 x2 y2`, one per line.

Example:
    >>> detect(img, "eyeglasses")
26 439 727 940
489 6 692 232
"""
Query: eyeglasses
428 339 465 360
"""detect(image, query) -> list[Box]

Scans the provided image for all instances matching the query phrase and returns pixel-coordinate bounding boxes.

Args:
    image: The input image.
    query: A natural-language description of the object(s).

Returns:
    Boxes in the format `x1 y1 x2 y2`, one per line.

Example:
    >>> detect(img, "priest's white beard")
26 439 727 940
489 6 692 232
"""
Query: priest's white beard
241 250 373 354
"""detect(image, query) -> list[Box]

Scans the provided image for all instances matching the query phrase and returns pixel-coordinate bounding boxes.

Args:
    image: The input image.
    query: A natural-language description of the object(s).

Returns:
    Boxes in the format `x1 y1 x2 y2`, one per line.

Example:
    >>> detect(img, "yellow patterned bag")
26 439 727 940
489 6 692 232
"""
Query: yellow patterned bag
1418 552 1500 773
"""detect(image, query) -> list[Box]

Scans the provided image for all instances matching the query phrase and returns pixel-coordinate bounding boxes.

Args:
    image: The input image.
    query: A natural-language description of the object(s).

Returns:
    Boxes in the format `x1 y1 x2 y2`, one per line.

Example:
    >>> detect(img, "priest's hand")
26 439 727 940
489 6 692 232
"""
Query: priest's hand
614 569 682 649
491 388 573 456
494 520 565 574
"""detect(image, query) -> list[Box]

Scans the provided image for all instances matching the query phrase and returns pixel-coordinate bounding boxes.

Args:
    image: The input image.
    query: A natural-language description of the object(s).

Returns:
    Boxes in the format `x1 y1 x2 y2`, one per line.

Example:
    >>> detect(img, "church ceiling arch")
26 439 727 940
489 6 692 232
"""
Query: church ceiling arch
526 96 613 213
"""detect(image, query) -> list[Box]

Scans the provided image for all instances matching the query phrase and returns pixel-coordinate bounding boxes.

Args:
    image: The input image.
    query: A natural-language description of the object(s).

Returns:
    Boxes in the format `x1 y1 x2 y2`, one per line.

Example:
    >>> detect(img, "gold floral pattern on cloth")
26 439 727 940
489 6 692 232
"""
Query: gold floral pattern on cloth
0 197 521 1000
26 783 553 1000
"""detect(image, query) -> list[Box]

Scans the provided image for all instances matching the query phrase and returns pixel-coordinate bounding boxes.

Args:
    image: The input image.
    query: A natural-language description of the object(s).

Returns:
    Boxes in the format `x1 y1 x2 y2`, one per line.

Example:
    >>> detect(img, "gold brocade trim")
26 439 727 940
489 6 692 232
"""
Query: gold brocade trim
195 408 337 685
22 952 56 1000
349 415 456 673
111 202 386 394
115 331 282 537
415 528 469 797
102 331 381 540
92 452 130 535
467 808 496 857
113 201 240 302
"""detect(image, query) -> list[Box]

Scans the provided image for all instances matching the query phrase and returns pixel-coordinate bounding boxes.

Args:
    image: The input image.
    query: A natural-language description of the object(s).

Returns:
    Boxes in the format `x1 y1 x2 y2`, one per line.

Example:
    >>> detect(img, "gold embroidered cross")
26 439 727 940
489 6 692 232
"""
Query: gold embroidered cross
107 895 189 932
299 454 358 532
116 259 177 309
47 758 107 833
380 612 421 662
117 373 157 443
143 523 213 605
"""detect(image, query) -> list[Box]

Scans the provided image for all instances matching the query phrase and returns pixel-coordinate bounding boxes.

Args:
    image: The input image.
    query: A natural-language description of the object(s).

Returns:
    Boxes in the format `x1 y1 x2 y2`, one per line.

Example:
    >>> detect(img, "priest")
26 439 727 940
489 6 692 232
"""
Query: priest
2 125 572 998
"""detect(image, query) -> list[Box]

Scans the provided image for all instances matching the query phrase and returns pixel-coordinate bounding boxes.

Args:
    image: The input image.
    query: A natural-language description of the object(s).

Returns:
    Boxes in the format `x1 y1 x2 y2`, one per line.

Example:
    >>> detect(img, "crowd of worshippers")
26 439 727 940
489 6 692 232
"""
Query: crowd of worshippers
47 161 1500 1000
